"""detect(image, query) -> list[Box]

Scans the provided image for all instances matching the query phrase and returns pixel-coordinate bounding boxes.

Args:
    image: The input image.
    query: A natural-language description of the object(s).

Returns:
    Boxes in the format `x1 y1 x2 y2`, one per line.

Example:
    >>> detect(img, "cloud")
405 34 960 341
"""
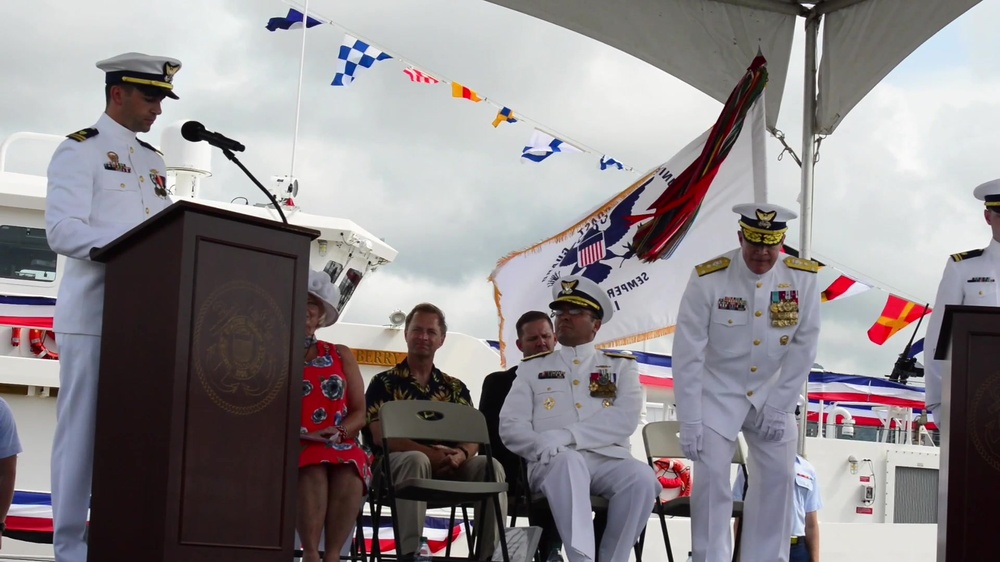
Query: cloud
1 0 996 384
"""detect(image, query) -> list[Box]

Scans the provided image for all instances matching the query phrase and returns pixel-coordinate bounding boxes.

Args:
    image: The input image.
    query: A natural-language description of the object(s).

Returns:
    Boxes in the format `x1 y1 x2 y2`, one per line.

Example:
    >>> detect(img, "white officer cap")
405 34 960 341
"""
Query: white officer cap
732 202 798 246
549 275 614 323
308 270 341 327
96 52 182 99
973 179 1000 209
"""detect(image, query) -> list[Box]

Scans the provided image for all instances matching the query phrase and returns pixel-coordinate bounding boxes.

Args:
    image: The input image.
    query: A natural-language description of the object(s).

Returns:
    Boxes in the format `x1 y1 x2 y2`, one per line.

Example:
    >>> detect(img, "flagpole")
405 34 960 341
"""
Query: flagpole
289 0 310 178
797 12 820 458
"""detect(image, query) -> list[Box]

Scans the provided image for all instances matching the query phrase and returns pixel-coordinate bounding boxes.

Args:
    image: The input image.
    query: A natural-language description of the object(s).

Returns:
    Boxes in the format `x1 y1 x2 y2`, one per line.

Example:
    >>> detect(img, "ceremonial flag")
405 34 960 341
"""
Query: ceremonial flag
403 66 439 84
451 82 482 102
867 295 931 345
331 35 392 87
265 8 322 31
490 99 767 366
600 156 624 171
0 295 55 329
492 107 517 128
820 275 871 302
627 56 768 262
520 130 582 163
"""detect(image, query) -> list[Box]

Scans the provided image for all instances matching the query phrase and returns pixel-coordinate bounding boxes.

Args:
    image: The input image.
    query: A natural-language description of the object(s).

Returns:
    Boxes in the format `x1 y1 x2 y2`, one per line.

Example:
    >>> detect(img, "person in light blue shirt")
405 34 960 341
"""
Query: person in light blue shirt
0 397 23 547
734 454 822 562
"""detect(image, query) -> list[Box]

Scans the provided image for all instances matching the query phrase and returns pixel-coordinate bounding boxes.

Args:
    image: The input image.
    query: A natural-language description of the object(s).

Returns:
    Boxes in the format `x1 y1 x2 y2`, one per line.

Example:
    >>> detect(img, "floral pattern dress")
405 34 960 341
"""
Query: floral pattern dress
300 340 372 489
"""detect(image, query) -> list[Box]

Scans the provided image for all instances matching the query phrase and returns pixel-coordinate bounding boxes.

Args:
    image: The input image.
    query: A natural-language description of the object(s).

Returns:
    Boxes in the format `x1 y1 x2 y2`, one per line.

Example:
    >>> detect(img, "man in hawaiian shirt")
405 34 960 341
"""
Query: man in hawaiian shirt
365 303 507 560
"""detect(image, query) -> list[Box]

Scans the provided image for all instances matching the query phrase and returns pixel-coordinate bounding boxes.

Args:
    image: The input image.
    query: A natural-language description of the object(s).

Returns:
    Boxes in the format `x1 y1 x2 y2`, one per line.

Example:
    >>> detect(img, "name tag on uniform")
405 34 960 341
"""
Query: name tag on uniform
538 371 565 379
968 277 995 283
717 296 747 311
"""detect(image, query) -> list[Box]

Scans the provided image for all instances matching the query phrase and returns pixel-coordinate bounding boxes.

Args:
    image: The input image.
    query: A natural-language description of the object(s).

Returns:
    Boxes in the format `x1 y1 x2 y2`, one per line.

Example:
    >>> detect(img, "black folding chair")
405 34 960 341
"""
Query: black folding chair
374 401 510 562
642 421 748 562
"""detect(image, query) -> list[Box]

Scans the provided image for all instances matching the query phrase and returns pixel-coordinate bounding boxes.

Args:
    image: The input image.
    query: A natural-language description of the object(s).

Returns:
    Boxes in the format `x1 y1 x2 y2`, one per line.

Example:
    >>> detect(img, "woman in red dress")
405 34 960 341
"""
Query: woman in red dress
297 270 372 562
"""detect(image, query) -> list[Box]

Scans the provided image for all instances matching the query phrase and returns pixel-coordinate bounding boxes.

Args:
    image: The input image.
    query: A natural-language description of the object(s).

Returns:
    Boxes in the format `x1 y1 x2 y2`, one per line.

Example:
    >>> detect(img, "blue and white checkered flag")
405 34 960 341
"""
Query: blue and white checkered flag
600 155 624 170
521 130 582 163
331 34 392 86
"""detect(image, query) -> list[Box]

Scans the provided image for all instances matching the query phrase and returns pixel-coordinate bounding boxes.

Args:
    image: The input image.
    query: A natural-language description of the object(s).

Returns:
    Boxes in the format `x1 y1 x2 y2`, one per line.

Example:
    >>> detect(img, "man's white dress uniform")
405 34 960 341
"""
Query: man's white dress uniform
45 53 180 562
673 204 821 562
923 179 1000 434
500 276 659 562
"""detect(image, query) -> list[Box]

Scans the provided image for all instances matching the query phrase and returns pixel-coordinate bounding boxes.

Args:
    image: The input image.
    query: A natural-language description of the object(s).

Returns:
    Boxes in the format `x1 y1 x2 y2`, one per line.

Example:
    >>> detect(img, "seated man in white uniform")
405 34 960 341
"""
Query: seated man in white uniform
499 275 659 562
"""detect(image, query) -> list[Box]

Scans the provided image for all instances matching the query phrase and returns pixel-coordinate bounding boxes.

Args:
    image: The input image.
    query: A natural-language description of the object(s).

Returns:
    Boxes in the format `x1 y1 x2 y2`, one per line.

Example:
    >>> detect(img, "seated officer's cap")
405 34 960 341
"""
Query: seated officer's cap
549 275 614 323
732 203 797 246
973 179 1000 209
96 52 182 99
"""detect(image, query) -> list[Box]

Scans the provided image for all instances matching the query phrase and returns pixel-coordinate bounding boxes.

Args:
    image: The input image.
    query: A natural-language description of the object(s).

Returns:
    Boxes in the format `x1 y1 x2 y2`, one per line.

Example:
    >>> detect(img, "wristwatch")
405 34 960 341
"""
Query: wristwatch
456 445 472 460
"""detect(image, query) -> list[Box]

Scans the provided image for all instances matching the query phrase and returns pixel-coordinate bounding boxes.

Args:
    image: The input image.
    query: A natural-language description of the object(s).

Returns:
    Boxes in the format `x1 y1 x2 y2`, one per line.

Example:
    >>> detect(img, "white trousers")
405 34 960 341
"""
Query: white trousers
692 408 796 562
529 449 659 562
51 334 101 562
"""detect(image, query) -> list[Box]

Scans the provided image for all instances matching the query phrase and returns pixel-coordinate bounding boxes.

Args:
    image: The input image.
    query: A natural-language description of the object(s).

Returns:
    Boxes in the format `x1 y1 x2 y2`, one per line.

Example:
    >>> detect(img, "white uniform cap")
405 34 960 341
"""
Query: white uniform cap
96 52 182 99
973 179 1000 208
732 202 798 246
549 275 614 323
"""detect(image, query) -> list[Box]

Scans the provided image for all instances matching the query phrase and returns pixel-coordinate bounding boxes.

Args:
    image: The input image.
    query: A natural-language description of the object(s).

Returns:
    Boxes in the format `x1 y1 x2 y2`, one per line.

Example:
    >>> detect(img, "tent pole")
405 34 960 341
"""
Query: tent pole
798 12 820 457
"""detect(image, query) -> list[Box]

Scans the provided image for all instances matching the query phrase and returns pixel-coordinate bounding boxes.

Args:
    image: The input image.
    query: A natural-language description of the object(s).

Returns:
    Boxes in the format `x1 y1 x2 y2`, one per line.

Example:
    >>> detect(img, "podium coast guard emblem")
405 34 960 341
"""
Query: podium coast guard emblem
193 280 289 416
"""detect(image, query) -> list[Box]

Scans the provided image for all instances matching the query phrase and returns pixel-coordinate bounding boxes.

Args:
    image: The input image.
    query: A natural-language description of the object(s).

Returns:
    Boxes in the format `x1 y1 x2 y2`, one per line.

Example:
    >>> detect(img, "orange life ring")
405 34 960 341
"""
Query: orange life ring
654 458 692 501
28 329 58 360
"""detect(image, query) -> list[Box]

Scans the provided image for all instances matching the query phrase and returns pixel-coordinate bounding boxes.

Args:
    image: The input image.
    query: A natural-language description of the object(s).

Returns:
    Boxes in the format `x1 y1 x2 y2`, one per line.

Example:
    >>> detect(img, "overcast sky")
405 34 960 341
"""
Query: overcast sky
2 0 999 381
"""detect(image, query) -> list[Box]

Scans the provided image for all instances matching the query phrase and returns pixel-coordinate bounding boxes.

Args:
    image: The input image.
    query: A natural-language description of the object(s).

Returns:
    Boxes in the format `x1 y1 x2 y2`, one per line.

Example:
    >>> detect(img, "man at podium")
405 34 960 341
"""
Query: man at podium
923 178 1000 432
44 52 182 562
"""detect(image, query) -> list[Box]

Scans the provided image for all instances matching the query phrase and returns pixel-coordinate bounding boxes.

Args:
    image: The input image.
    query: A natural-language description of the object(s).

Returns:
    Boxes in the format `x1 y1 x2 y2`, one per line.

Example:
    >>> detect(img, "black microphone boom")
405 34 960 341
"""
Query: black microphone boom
180 120 286 224
180 121 246 153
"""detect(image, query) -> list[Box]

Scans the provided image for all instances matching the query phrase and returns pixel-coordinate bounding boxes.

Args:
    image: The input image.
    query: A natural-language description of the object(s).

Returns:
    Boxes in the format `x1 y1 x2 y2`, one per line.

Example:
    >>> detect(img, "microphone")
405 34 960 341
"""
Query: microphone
181 121 246 153
179 119 287 225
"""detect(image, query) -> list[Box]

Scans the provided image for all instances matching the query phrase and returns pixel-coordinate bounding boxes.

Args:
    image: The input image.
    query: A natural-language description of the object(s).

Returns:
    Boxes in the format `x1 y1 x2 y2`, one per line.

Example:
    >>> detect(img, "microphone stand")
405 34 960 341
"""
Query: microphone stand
221 147 288 225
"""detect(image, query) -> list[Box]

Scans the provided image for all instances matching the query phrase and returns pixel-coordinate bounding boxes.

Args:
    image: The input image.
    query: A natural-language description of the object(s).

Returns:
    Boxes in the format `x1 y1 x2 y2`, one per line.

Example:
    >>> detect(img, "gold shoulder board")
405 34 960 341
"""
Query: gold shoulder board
66 128 98 142
695 257 730 277
784 256 819 273
521 350 554 362
951 249 985 262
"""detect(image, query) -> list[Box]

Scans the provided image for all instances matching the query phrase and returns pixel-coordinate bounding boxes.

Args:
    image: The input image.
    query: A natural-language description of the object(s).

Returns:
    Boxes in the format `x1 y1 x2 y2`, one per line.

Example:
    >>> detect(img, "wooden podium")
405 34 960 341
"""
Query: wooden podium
933 305 1000 562
89 201 318 562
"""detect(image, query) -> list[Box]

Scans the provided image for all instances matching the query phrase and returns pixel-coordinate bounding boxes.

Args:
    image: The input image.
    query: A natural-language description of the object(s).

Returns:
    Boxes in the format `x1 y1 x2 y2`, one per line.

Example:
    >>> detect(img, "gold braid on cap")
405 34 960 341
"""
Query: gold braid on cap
739 220 787 245
553 295 601 311
986 201 1000 208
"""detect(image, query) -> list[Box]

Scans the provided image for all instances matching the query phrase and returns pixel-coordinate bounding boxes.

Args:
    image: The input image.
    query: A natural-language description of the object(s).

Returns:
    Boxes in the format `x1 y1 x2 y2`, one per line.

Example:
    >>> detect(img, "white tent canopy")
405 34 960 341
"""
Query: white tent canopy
484 0 980 134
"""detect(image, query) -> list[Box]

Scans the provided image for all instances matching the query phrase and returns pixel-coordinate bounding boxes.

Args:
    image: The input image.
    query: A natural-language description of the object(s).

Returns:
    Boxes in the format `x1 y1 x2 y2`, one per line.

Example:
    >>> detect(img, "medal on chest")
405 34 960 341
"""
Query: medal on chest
770 290 799 327
589 365 617 399
149 169 168 198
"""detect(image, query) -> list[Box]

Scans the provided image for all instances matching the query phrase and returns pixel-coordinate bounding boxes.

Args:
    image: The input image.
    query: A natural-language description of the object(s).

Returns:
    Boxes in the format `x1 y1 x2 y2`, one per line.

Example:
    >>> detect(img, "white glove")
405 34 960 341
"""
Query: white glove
538 446 567 466
679 421 703 461
761 406 788 442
